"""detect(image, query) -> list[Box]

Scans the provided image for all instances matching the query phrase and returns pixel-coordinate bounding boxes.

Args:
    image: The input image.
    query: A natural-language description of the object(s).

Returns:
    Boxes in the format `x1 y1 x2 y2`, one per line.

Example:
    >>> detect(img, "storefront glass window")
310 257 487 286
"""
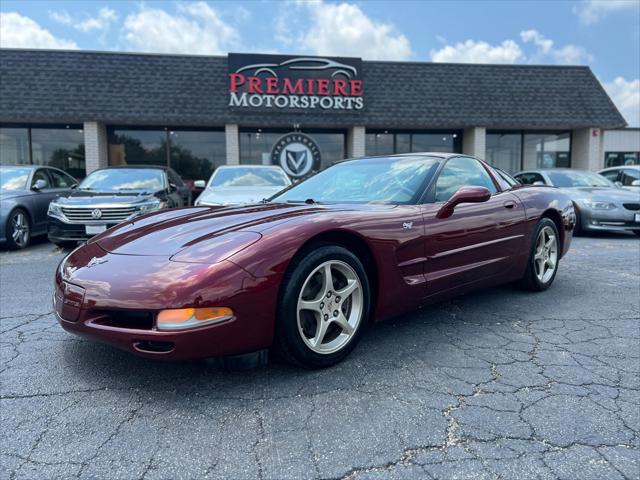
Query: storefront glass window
168 130 225 182
0 127 30 165
240 131 284 165
485 133 522 173
411 133 458 153
395 133 411 154
239 130 346 171
366 130 462 156
109 129 167 167
31 127 85 178
365 132 394 156
605 152 639 167
523 132 571 170
108 128 225 183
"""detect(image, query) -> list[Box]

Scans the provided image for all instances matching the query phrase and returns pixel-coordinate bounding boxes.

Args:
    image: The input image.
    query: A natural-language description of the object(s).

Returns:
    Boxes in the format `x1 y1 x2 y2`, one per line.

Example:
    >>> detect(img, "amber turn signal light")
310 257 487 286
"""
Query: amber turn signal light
156 307 234 331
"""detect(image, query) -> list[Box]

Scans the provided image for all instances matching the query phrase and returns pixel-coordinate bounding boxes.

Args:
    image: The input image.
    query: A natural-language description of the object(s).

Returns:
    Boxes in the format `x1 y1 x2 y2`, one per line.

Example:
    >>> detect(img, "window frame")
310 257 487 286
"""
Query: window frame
421 155 501 204
46 167 78 188
486 130 572 172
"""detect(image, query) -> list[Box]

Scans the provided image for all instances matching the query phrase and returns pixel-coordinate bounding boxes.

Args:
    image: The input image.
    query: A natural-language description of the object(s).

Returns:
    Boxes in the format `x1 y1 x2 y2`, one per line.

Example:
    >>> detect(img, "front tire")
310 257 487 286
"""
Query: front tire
519 218 560 292
275 245 370 368
6 209 31 250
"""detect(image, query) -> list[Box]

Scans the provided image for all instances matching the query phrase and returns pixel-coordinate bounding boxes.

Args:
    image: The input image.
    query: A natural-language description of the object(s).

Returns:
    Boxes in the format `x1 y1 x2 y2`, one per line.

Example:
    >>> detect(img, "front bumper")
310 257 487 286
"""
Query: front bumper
580 208 640 232
54 242 278 360
48 217 119 242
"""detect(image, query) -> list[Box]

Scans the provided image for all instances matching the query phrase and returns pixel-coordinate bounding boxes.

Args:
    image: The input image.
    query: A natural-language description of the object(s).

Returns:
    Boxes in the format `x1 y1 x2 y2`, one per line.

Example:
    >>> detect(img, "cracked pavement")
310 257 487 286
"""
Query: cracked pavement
1 235 639 479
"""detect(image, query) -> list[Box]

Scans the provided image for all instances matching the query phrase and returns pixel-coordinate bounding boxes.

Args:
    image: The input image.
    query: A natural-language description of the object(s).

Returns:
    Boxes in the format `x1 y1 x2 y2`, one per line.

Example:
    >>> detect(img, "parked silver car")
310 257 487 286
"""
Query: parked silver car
194 165 291 206
598 165 640 190
514 168 640 236
0 165 78 249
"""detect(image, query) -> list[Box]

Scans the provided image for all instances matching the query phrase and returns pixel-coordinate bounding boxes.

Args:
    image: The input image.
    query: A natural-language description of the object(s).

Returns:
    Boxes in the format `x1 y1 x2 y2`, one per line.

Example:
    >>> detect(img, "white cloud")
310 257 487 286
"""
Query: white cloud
603 77 640 127
430 30 591 65
123 2 239 55
520 29 592 64
0 12 78 49
275 1 412 61
50 7 117 34
430 39 523 64
574 0 639 25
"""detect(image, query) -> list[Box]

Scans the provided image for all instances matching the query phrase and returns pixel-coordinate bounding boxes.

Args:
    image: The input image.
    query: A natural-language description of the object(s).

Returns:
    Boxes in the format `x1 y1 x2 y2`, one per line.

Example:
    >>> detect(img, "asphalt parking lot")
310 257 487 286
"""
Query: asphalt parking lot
1 235 638 480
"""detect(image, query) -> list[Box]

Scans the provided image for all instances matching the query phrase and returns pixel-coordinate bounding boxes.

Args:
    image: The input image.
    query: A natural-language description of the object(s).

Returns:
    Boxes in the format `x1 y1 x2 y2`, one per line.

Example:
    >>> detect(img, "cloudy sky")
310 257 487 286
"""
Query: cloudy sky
1 0 638 125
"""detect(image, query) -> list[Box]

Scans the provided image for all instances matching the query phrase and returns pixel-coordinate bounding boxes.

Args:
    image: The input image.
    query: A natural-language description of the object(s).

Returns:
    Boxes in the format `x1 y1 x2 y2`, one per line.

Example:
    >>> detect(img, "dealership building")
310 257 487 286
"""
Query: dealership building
0 48 638 182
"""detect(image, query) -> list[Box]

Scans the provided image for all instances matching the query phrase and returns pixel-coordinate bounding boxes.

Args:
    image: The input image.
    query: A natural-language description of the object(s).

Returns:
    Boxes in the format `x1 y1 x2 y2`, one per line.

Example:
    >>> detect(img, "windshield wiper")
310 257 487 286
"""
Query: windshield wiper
286 198 318 204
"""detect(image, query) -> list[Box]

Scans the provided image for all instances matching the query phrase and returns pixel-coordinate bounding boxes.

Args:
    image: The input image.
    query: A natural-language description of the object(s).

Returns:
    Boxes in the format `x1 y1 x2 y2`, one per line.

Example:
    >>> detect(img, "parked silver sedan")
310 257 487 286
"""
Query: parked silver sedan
514 168 640 236
0 165 78 249
598 165 640 191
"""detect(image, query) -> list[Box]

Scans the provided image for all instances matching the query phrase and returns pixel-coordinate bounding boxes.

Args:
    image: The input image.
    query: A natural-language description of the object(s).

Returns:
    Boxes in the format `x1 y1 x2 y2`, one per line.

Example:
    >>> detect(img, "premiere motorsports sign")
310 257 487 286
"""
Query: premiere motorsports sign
228 53 364 111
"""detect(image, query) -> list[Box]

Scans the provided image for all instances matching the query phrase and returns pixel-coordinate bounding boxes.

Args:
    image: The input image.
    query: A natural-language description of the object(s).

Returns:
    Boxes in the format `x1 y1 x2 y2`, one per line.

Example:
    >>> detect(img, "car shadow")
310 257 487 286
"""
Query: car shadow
575 230 637 239
59 282 541 400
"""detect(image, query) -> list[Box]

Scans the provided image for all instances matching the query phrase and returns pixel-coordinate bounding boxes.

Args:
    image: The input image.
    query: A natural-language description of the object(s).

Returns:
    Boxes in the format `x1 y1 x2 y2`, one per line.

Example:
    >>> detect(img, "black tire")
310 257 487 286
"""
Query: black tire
519 218 560 292
275 244 371 369
572 204 583 236
5 208 31 250
633 230 640 237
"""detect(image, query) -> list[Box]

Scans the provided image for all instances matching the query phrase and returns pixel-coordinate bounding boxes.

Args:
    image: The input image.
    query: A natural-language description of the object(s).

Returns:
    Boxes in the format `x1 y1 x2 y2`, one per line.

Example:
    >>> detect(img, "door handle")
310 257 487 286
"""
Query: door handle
503 200 516 209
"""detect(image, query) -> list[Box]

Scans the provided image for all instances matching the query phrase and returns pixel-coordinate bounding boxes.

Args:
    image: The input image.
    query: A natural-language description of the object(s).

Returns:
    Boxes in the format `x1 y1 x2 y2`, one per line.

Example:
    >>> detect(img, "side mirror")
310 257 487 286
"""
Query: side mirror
614 181 623 188
436 186 491 219
31 179 47 191
631 180 640 187
533 181 545 186
168 183 178 193
193 180 206 189
71 184 78 189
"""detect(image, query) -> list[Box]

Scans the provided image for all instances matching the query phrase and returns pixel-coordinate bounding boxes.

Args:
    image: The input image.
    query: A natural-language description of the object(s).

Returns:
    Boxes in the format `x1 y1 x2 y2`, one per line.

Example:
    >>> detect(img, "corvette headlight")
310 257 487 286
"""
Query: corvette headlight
582 201 616 210
156 307 234 331
48 201 63 217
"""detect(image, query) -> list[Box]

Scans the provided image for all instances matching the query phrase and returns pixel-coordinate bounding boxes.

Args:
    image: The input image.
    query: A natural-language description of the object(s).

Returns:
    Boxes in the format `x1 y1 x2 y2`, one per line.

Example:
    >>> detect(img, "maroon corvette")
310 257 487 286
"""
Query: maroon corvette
55 154 575 368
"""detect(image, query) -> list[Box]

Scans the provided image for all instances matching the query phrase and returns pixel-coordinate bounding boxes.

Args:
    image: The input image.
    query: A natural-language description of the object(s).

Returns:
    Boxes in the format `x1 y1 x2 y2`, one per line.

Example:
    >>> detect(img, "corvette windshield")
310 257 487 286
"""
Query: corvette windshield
547 171 612 188
271 156 441 204
211 168 290 187
79 168 165 192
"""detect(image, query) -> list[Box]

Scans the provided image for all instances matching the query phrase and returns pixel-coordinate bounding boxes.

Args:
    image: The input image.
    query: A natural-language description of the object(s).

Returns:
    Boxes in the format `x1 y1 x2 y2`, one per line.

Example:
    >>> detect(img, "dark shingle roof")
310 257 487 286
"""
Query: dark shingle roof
0 49 626 129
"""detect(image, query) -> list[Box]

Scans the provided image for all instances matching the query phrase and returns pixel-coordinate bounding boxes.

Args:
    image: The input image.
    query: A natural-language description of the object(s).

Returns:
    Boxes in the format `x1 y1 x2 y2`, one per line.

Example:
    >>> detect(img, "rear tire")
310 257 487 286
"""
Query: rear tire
275 244 370 368
633 230 640 238
519 218 560 292
5 208 31 250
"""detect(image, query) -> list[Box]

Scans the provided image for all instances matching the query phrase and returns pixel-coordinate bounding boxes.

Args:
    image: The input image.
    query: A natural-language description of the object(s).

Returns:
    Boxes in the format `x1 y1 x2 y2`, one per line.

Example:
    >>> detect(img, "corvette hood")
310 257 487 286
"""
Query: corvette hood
94 202 342 256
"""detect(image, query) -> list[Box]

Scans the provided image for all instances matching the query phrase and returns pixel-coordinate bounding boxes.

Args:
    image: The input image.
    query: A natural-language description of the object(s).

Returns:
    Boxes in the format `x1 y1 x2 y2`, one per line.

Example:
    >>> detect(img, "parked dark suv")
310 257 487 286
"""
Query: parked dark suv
47 165 191 246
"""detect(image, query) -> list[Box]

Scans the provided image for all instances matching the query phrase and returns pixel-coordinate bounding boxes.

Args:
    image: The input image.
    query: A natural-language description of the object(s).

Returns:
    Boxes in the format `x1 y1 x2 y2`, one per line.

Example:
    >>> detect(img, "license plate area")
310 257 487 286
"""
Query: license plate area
86 224 106 235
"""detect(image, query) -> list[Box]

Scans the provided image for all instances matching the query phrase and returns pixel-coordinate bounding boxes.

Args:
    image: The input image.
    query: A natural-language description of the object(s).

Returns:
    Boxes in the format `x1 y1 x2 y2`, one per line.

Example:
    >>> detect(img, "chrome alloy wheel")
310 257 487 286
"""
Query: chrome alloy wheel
534 225 558 284
10 211 30 248
297 260 364 355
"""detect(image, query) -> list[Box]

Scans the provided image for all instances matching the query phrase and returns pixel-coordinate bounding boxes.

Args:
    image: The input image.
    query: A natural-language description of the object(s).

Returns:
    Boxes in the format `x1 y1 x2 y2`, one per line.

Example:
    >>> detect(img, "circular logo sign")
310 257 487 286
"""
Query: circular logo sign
270 132 321 179
91 209 102 220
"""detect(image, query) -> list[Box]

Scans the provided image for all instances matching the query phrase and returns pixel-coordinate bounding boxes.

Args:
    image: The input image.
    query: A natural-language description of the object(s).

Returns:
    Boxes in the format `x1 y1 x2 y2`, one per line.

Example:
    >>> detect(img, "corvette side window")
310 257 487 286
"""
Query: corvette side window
435 157 497 202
